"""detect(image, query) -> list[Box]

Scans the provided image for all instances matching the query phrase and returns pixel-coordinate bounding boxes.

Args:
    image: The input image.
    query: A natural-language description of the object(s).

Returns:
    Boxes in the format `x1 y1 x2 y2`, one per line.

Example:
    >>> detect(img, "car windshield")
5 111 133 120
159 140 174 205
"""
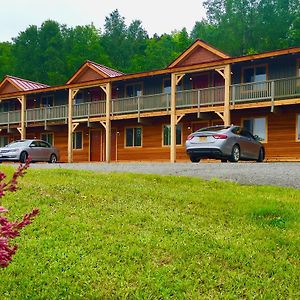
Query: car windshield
196 126 231 132
5 140 31 148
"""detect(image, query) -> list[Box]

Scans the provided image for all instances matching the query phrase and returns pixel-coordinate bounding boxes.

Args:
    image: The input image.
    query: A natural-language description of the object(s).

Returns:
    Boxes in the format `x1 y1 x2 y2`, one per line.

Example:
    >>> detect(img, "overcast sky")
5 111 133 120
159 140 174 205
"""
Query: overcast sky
0 0 206 42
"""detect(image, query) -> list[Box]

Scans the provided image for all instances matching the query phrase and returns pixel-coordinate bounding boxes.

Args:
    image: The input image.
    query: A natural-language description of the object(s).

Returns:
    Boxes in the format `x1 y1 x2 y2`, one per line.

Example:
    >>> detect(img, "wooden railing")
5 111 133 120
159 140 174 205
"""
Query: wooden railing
231 76 300 104
1 77 300 126
26 105 68 123
0 110 21 125
73 101 106 118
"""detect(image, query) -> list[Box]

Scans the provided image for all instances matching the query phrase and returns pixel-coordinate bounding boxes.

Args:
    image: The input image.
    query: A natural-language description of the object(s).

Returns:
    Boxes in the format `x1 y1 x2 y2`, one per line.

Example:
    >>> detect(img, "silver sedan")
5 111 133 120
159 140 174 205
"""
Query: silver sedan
185 125 265 163
0 139 59 163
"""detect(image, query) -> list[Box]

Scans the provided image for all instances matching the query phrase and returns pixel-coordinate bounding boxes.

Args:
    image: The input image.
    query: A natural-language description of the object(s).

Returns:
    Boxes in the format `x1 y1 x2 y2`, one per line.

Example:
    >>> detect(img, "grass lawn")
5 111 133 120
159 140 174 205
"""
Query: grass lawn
0 166 299 299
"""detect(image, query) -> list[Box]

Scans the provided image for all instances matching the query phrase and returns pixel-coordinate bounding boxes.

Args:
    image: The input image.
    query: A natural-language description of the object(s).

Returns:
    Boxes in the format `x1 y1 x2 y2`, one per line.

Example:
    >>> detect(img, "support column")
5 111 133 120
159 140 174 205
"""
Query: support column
105 82 112 163
68 89 79 163
100 83 112 163
170 73 177 163
17 95 26 139
224 64 231 126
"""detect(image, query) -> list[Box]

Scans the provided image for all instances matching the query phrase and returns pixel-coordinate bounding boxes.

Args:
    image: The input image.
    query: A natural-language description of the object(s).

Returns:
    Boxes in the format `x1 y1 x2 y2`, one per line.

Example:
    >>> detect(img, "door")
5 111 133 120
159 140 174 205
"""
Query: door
110 128 117 161
90 129 104 162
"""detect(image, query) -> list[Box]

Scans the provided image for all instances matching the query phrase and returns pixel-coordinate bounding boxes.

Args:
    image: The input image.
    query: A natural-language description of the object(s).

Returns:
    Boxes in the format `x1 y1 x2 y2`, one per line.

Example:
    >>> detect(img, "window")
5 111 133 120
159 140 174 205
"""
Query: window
243 117 267 142
41 95 54 107
297 60 300 77
0 136 8 147
74 92 84 104
243 65 267 83
162 78 183 93
163 125 182 146
125 127 142 147
126 83 143 97
73 132 83 149
41 133 53 145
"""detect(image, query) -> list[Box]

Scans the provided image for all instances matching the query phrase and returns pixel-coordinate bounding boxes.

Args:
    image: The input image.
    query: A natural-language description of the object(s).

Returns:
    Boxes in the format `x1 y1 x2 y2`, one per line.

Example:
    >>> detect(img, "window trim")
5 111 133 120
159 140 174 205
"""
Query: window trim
124 126 143 148
72 131 83 150
242 64 268 83
125 82 144 98
241 116 268 143
161 124 183 147
40 132 54 145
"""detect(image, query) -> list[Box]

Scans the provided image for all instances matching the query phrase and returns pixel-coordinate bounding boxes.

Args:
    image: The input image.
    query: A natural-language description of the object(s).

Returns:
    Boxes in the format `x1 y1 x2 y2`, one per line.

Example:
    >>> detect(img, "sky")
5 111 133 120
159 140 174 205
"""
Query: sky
0 0 206 42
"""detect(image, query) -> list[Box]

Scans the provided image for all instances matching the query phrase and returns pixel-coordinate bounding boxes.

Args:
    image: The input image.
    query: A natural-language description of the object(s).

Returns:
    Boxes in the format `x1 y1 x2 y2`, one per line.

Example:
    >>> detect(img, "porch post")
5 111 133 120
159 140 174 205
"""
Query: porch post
224 64 231 126
170 73 176 163
68 89 79 163
105 82 112 163
20 95 26 139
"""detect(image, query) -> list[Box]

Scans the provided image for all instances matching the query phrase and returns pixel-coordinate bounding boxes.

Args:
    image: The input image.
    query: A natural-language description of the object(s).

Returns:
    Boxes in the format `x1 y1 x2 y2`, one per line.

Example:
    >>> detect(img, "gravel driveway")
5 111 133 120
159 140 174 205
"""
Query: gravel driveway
21 162 300 189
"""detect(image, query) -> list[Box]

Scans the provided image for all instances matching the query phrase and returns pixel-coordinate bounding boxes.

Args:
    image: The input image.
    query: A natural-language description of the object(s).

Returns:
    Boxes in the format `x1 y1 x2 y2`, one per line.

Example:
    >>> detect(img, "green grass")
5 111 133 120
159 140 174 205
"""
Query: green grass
0 166 300 299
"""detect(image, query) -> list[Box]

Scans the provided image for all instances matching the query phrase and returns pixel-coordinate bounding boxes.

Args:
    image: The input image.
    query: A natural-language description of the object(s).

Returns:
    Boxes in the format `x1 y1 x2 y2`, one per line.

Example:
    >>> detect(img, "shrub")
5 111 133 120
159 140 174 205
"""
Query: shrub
0 160 39 268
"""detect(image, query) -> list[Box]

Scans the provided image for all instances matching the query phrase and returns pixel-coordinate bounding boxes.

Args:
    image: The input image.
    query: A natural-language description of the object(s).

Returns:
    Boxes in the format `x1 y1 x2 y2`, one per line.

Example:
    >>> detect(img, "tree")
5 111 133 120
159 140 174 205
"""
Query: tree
0 42 14 79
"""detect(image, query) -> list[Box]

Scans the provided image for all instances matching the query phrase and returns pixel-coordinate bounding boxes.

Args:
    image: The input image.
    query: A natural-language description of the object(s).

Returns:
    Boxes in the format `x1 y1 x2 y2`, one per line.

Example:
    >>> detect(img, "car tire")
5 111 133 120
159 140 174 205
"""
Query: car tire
190 156 201 163
221 159 227 163
229 145 240 162
20 151 28 163
49 154 57 163
256 148 265 162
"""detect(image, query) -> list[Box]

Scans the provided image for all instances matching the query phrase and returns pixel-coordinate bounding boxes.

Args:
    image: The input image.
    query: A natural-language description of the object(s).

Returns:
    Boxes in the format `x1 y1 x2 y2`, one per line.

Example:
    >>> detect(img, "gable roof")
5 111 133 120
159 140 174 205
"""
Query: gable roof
168 39 230 68
0 75 49 95
67 60 125 84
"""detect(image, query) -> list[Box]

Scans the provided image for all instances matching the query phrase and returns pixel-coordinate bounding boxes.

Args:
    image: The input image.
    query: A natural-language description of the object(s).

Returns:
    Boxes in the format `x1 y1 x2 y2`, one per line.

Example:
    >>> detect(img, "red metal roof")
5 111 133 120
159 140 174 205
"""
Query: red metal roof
86 61 125 77
6 75 50 91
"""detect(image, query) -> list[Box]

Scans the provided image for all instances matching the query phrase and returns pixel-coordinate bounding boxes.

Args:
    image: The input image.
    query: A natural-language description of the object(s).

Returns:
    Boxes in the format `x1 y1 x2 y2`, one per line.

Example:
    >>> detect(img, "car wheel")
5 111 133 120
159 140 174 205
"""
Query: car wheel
229 145 240 162
256 148 265 162
20 151 28 163
49 154 57 163
221 159 227 163
190 156 201 163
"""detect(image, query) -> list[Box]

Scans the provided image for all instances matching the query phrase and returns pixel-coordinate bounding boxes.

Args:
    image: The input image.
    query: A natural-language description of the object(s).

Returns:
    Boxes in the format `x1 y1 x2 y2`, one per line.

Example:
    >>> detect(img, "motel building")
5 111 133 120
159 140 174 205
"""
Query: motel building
0 39 300 162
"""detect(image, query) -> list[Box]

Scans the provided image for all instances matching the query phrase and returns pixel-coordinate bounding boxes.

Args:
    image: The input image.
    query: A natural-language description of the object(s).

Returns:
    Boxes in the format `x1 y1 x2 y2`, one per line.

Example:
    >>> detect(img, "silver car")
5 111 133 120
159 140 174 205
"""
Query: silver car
185 125 265 163
0 139 59 163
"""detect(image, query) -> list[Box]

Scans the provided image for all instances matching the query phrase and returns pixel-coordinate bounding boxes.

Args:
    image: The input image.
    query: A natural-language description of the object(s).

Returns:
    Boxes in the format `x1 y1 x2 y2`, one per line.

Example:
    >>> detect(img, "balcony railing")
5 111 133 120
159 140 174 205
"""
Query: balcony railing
73 101 106 118
0 110 21 125
26 105 67 123
231 76 300 104
0 77 300 127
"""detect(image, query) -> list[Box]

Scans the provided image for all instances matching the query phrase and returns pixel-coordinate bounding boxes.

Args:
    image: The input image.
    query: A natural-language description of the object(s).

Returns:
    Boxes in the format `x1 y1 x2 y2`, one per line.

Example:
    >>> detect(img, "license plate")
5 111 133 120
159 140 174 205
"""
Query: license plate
199 136 207 141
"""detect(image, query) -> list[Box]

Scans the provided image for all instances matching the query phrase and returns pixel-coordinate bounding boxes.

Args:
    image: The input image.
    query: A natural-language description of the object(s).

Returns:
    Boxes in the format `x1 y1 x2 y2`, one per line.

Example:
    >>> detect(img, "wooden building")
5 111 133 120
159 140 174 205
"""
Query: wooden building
1 39 300 162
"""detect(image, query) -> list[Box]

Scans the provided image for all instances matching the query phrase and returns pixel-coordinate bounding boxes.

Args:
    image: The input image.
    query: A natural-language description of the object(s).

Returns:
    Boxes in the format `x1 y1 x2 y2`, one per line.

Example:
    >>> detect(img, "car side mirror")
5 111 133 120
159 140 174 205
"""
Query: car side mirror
254 135 260 141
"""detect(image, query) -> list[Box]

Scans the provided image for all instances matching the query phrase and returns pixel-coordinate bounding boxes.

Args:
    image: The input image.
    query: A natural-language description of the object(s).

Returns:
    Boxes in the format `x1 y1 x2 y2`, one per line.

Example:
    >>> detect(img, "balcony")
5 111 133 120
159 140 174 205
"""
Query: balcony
0 77 300 127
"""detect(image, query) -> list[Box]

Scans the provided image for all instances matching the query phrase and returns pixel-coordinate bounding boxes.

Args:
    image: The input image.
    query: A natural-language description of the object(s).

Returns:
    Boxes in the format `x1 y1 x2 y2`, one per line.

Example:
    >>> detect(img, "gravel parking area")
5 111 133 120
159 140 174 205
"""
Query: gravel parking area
15 162 300 189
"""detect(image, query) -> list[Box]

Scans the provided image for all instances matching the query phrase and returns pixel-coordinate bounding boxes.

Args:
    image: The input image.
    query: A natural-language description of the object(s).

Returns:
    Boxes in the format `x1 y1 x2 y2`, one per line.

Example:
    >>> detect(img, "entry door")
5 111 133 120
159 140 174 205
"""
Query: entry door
193 74 209 89
90 130 104 162
110 128 117 161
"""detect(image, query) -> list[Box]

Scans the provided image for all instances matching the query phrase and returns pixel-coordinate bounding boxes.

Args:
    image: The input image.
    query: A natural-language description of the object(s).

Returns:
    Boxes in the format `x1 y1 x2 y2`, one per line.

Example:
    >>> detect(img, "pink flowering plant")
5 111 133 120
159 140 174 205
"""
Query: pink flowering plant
0 159 39 268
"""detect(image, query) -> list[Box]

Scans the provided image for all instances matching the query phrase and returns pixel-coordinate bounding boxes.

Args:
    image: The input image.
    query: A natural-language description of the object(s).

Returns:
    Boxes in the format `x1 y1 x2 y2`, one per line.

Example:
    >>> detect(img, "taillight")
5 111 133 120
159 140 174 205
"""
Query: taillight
187 134 194 140
213 134 228 139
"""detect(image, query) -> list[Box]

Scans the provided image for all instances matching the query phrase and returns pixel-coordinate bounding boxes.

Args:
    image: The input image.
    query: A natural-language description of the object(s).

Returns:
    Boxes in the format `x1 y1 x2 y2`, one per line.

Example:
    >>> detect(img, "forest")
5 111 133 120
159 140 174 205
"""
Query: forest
0 0 299 86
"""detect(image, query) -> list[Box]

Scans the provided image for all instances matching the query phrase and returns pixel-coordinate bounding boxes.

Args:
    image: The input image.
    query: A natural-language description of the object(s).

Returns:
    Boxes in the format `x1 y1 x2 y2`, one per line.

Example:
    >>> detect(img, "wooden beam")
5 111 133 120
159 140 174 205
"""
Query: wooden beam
176 74 185 85
215 68 225 79
223 65 231 126
176 114 185 125
216 112 225 121
72 123 79 132
105 82 112 163
68 88 79 162
100 121 106 130
20 95 26 139
170 73 177 163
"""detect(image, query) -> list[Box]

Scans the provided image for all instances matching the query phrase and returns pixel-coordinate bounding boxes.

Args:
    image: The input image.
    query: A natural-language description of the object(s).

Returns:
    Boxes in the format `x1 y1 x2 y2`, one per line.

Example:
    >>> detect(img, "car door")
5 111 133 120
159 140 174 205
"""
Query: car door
239 129 260 159
39 141 51 161
28 140 42 161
